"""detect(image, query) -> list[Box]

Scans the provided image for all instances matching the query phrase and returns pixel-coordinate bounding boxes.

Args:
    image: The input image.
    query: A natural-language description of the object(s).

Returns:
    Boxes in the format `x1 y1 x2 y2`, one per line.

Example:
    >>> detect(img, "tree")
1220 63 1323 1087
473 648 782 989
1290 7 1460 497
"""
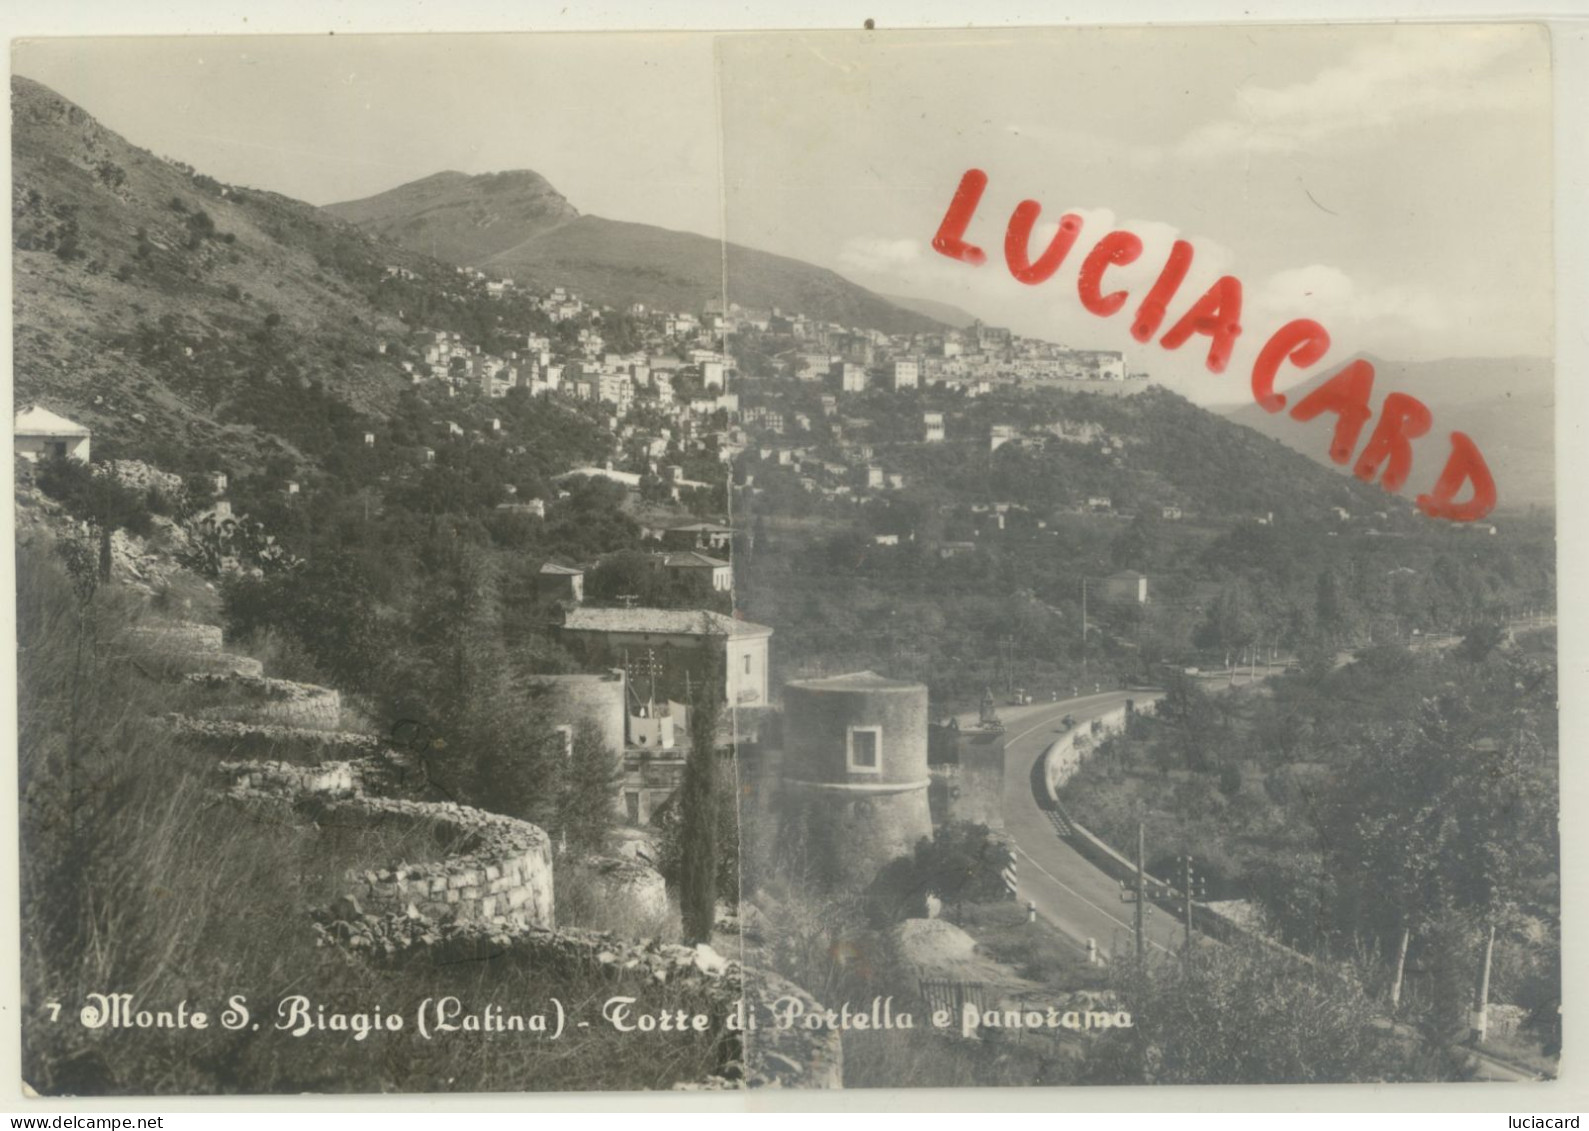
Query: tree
1456 621 1505 663
221 551 386 693
1194 581 1260 667
1079 941 1449 1084
653 767 740 906
1315 568 1357 645
1158 672 1220 773
554 721 624 856
678 650 723 943
872 821 1008 924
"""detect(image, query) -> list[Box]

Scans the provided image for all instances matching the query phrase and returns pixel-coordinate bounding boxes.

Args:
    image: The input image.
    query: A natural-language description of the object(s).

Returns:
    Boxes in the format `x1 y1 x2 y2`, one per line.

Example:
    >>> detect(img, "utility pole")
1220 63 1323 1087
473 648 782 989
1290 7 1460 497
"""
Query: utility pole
1134 821 1146 963
999 635 1016 698
1081 578 1090 682
1470 923 1496 1044
1180 853 1205 952
1390 926 1411 1012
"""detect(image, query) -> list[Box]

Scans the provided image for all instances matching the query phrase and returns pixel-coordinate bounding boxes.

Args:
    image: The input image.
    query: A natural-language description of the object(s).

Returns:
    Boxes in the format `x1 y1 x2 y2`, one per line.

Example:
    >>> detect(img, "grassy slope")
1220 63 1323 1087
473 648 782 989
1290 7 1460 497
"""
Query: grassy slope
12 75 419 474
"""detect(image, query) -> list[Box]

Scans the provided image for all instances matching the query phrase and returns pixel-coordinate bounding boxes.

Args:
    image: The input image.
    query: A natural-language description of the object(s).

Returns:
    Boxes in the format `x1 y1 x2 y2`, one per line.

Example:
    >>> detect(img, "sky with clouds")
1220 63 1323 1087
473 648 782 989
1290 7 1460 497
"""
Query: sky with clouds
718 25 1552 402
15 24 1552 404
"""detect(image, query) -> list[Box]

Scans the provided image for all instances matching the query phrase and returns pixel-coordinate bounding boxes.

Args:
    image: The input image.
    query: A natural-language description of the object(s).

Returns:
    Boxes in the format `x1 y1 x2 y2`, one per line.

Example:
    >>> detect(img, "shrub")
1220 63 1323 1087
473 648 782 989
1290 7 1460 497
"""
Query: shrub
34 456 155 537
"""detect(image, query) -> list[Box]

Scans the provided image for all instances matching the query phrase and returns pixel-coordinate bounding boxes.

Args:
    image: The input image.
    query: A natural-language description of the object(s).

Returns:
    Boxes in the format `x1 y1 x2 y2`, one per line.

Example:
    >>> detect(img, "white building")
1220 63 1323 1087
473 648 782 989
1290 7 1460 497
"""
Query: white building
559 607 772 707
14 406 91 463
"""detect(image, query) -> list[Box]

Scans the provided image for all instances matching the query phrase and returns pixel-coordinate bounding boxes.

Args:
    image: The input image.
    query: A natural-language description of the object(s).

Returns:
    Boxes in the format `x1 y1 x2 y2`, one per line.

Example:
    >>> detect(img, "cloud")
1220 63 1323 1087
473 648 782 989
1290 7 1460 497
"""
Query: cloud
838 236 924 275
1170 30 1544 160
1250 263 1460 371
838 210 1239 303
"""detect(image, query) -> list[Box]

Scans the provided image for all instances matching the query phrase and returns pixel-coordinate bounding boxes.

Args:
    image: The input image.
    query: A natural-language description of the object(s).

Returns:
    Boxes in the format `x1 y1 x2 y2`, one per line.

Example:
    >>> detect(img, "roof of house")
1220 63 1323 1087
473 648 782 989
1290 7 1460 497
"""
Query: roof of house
787 670 923 693
667 521 734 534
562 607 770 638
659 551 730 569
539 562 584 576
555 466 642 487
14 405 90 437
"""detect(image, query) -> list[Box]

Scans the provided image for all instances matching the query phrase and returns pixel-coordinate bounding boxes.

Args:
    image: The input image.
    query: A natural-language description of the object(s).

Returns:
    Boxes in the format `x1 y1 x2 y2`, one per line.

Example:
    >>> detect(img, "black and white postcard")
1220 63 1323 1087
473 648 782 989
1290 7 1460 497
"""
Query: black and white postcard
7 18 1569 1103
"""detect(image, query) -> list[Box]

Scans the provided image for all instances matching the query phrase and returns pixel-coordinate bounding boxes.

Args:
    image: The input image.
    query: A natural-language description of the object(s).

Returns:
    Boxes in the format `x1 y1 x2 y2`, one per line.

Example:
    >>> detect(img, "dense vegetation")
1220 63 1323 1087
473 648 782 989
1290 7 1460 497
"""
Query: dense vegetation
16 539 720 1094
739 452 1553 712
1058 629 1560 1064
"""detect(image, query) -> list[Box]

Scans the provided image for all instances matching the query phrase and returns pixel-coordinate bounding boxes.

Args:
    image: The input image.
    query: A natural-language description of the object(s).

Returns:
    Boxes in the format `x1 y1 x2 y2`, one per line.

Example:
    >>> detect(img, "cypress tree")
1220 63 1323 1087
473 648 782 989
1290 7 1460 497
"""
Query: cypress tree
679 643 722 944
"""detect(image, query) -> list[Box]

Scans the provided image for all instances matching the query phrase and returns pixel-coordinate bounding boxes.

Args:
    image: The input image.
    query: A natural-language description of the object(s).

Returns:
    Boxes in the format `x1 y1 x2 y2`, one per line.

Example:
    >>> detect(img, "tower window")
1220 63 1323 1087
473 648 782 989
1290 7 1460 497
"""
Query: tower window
847 725 882 774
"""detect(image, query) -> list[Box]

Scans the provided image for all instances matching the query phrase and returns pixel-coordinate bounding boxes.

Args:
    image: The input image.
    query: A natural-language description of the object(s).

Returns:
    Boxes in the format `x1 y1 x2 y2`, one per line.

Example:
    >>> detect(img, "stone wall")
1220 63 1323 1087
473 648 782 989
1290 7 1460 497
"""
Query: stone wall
324 797 552 929
166 715 384 762
130 621 223 651
126 622 264 677
185 672 342 730
1040 696 1159 800
218 758 366 798
927 725 1006 830
581 855 669 919
307 912 843 1090
176 613 844 1088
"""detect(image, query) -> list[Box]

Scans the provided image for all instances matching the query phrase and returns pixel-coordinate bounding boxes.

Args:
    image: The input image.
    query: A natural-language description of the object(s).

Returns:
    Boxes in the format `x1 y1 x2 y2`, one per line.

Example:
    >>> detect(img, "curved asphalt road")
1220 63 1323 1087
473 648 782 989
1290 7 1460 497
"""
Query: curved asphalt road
961 691 1543 1080
960 691 1185 961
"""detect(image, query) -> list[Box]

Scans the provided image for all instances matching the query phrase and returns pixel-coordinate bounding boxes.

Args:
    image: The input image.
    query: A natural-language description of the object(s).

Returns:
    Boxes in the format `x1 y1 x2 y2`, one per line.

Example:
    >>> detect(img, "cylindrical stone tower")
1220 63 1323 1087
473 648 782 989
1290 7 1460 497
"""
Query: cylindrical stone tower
779 671 934 890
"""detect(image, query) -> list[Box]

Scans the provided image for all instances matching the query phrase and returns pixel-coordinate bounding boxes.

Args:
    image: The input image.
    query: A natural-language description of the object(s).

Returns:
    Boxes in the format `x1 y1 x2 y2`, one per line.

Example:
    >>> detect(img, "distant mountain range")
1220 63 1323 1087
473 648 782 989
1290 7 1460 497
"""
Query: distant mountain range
327 173 944 336
1220 354 1554 510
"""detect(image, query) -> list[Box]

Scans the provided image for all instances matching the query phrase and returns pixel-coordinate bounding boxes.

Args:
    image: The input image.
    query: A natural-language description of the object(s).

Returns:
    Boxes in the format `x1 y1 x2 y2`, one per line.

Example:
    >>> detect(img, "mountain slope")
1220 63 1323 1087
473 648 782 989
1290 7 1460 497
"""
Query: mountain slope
11 74 426 473
327 173 944 335
16 74 1460 533
879 292 980 329
321 169 580 264
1220 354 1554 510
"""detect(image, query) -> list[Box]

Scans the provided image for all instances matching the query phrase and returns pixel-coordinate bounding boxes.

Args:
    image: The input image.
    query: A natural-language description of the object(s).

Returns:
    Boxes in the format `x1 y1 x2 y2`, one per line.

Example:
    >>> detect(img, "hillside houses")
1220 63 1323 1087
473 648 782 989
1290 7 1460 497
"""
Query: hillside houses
358 266 1165 537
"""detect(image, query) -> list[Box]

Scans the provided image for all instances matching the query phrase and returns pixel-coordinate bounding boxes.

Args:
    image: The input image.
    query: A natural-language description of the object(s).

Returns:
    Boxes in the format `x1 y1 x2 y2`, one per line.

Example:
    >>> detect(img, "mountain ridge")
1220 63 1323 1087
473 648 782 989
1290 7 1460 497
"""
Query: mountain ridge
13 73 1525 529
327 170 946 335
1219 352 1554 510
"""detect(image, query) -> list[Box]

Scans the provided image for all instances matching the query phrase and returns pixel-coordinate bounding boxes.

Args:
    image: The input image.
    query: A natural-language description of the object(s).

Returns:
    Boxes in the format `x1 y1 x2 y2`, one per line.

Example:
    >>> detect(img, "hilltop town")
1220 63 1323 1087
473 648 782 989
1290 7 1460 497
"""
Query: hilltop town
362 263 1139 510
